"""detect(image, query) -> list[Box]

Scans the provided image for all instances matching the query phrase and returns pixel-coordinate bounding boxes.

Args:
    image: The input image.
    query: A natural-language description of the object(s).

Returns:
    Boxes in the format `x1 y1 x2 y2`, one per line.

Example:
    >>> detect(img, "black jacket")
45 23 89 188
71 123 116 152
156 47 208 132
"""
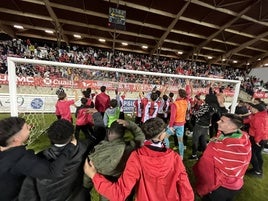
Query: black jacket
193 103 214 126
19 141 88 201
0 144 75 201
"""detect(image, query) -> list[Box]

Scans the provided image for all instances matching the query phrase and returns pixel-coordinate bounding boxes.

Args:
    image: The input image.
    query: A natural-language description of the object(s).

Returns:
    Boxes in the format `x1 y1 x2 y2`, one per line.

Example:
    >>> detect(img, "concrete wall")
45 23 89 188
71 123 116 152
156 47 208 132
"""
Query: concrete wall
249 67 268 83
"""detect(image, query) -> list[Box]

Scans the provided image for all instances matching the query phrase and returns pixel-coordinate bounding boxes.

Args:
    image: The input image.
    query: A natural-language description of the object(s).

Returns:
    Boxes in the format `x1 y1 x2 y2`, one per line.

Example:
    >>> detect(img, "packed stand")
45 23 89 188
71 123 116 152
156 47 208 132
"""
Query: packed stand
1 38 267 93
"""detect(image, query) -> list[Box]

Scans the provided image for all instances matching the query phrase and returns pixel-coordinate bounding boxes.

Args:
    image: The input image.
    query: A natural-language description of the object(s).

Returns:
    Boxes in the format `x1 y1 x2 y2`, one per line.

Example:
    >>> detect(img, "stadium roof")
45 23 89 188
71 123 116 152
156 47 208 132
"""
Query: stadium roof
1 0 268 68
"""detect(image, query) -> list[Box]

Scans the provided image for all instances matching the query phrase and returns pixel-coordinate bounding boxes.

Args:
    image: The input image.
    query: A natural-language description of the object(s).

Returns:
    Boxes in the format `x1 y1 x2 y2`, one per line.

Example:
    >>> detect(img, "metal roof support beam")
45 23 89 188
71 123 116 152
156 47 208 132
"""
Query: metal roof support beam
0 8 51 21
240 51 268 67
211 30 268 64
259 0 262 21
43 0 69 45
20 0 268 47
0 22 15 38
185 0 260 59
218 0 251 8
150 1 190 56
191 0 268 27
253 57 268 68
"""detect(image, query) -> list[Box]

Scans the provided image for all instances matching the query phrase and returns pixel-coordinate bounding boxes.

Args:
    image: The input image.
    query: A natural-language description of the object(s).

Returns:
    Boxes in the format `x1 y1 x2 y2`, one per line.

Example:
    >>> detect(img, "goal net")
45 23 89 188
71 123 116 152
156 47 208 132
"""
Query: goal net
4 57 241 145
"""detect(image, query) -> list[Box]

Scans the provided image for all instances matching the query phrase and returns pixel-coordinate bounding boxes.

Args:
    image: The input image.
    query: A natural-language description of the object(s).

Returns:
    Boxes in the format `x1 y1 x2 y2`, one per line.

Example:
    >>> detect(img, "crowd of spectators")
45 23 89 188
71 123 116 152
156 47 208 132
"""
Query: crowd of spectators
0 38 267 94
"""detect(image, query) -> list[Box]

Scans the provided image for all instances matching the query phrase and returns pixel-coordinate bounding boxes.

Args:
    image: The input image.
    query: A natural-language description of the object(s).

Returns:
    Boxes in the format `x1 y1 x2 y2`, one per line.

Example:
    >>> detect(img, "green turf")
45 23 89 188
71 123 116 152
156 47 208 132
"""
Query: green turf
0 113 267 201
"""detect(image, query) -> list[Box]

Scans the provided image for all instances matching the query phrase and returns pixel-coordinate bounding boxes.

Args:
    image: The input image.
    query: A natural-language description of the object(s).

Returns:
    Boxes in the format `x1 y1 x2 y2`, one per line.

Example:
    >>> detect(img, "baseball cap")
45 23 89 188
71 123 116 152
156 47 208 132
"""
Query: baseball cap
248 102 266 112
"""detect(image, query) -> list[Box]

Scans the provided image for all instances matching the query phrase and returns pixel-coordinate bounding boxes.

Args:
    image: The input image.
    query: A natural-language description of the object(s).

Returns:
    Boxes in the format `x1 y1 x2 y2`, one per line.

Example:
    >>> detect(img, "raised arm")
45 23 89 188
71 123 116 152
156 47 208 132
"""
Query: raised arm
84 152 140 201
12 141 76 179
117 119 145 147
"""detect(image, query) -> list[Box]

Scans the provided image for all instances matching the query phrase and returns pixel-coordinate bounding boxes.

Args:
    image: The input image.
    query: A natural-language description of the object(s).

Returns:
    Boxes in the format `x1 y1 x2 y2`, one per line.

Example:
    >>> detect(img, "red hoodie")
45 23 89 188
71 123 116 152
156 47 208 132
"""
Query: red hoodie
93 145 194 201
244 110 268 143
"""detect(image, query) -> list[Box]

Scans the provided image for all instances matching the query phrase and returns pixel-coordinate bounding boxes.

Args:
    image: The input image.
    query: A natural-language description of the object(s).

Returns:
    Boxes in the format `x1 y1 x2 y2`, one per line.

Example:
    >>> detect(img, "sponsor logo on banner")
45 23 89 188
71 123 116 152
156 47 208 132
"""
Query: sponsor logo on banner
0 73 246 98
253 91 268 99
31 98 44 109
0 95 24 108
123 99 135 113
0 94 48 112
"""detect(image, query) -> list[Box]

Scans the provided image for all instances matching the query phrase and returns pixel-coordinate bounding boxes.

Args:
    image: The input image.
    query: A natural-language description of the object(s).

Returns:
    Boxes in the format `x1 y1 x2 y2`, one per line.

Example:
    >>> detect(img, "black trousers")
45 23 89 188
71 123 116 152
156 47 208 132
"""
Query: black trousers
202 186 241 201
75 124 93 140
135 116 142 126
192 124 209 155
250 137 265 172
119 111 125 120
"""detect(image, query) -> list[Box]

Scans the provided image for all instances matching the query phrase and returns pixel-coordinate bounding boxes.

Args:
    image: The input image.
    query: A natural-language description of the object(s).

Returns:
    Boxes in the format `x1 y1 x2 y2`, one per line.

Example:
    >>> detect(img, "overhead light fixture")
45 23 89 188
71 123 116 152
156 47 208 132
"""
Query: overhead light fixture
142 45 148 49
99 38 106 42
45 30 53 34
177 51 183 55
208 56 213 59
257 58 261 61
73 34 81 39
264 63 268 66
246 62 250 65
233 60 238 63
122 42 128 46
14 25 24 29
222 58 226 61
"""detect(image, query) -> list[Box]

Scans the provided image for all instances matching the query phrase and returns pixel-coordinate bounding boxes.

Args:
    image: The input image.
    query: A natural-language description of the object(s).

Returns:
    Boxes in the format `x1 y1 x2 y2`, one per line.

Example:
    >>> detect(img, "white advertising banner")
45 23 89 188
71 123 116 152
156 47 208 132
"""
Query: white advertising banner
0 93 65 113
0 93 135 113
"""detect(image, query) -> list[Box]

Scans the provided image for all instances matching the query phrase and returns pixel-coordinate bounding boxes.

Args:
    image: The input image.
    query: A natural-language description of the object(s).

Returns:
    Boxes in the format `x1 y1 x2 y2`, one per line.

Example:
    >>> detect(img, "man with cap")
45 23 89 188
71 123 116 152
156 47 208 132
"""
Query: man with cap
235 99 250 118
244 102 268 177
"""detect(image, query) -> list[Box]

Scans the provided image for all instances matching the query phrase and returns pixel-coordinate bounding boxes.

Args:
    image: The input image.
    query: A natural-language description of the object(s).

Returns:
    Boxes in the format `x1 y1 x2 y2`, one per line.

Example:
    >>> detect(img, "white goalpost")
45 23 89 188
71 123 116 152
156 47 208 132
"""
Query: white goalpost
7 57 241 116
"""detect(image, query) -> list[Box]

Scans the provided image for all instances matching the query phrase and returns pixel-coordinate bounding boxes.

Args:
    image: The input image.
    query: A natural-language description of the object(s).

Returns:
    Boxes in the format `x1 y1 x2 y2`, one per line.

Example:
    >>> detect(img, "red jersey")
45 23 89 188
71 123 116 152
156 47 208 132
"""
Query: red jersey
55 99 75 122
76 107 90 126
141 98 159 123
95 92 110 113
134 98 143 117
